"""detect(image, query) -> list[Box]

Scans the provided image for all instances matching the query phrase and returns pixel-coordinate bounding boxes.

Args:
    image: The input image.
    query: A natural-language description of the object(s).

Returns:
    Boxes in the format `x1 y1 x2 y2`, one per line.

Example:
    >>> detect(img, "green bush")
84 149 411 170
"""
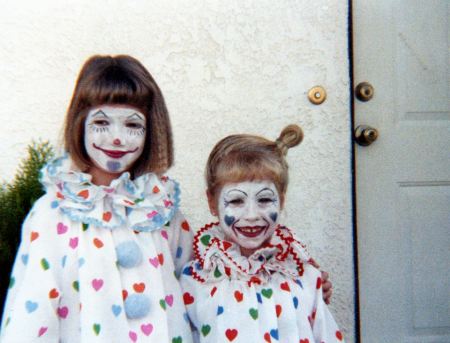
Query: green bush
0 141 54 319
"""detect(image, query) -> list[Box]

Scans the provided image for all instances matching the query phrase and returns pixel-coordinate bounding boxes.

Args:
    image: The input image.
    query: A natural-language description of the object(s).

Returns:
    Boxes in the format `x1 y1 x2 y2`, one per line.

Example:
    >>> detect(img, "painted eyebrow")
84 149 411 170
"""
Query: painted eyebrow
127 112 145 121
91 110 108 118
226 189 248 197
256 188 275 196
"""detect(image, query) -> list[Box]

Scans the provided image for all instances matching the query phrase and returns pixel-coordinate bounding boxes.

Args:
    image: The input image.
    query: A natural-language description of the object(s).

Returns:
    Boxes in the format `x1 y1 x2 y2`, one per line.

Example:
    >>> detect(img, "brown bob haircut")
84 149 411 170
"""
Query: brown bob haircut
206 124 303 206
64 54 173 176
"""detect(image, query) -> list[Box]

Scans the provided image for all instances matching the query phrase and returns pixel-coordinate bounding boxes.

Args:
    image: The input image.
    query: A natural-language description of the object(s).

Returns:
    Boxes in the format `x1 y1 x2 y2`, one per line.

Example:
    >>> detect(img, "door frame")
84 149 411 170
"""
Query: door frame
348 1 361 342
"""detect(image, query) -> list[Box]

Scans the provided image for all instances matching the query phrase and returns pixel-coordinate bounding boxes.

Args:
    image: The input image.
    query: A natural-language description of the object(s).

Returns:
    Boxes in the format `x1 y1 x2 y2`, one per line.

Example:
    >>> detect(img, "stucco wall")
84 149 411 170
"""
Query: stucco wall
0 1 354 341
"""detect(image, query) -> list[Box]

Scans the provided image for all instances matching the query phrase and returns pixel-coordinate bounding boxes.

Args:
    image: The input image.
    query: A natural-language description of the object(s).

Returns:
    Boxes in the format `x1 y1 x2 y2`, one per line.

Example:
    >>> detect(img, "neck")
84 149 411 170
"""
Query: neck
87 166 121 186
239 247 256 257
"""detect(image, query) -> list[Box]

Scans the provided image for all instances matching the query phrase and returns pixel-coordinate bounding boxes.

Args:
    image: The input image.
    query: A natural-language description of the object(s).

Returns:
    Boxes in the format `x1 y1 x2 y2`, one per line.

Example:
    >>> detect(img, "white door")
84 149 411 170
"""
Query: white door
353 1 450 342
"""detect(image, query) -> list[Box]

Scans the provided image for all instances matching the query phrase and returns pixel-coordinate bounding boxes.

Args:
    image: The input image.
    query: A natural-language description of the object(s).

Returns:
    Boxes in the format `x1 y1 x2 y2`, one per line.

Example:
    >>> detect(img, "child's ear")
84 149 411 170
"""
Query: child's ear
206 190 218 217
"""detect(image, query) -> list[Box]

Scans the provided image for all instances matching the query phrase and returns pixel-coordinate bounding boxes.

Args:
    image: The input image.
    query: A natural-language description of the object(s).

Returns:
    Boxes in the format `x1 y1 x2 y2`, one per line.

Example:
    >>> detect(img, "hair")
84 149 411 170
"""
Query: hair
206 124 303 201
64 54 173 176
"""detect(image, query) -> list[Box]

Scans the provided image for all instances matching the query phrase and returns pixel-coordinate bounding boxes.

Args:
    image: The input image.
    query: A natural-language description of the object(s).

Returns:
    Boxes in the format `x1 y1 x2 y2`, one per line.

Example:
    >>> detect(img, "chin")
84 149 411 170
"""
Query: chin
237 239 267 251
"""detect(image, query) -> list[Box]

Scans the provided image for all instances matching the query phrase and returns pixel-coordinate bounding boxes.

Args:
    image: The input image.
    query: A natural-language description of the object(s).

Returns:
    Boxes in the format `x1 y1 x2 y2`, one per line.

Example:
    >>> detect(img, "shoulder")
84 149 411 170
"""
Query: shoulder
160 175 181 205
24 192 61 224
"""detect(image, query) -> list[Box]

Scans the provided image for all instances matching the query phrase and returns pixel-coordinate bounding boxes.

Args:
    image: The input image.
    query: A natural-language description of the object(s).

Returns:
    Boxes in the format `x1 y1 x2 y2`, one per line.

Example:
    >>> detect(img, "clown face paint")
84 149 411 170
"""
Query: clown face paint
84 106 146 174
217 181 281 256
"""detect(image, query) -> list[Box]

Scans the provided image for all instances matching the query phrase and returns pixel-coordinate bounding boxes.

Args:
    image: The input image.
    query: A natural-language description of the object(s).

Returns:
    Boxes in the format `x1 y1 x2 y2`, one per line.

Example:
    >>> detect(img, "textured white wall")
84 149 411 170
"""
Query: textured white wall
0 1 354 340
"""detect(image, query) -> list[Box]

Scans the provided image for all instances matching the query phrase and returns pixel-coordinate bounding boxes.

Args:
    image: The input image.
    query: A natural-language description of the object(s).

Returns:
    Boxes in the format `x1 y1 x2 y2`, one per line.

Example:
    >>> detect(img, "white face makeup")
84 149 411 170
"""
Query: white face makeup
84 105 146 174
217 181 281 255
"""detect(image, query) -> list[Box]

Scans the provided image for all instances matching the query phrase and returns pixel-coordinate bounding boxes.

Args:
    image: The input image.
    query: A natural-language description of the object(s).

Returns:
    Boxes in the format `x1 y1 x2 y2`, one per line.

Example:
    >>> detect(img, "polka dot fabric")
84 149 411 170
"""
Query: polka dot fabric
1 156 194 343
180 223 344 343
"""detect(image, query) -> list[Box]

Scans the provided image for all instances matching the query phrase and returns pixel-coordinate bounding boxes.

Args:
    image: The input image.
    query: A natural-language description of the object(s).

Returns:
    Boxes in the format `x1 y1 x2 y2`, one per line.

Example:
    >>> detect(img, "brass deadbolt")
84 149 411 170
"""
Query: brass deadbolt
355 82 374 102
308 86 327 105
354 125 379 146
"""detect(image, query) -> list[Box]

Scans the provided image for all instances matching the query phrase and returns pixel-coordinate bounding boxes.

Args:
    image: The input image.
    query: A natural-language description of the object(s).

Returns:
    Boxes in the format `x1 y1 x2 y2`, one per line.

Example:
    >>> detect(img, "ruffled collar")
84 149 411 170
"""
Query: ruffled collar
40 154 180 231
187 222 313 284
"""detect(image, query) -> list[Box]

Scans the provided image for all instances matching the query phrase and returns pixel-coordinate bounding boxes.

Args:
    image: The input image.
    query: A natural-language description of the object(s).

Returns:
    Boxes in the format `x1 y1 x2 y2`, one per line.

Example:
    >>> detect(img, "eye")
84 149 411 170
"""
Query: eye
228 198 244 205
258 197 274 204
126 122 145 130
93 119 109 126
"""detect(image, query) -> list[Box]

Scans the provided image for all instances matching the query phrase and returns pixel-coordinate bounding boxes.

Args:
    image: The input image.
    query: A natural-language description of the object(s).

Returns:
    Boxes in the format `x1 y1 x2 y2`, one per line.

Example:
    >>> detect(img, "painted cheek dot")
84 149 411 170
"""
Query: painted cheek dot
269 212 278 222
224 215 235 226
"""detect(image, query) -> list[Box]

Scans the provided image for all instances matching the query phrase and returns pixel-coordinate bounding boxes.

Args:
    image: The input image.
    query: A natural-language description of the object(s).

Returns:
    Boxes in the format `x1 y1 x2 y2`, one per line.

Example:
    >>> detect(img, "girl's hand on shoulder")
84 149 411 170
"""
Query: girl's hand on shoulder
321 270 332 304
310 258 333 304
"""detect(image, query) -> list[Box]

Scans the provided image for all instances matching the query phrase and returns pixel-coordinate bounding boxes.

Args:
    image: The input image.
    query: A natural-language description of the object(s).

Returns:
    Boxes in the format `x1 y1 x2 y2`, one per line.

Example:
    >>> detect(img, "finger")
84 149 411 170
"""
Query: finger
322 279 332 292
324 288 333 305
310 258 320 269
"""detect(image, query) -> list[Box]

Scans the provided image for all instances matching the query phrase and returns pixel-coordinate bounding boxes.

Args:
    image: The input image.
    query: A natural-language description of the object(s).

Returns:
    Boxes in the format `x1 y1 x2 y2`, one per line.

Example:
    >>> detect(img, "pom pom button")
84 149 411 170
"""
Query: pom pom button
124 294 150 319
115 241 142 268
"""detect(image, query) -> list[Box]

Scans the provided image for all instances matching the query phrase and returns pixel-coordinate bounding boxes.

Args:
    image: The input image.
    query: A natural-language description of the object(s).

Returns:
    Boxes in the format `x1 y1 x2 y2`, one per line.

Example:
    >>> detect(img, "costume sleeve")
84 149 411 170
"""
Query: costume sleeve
309 269 345 342
1 194 64 342
167 209 194 278
179 265 216 343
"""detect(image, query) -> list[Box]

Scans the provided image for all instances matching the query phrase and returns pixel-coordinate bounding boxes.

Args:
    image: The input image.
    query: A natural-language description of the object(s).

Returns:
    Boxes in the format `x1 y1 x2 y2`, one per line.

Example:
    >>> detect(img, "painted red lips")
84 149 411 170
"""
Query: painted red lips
234 225 268 238
93 144 139 159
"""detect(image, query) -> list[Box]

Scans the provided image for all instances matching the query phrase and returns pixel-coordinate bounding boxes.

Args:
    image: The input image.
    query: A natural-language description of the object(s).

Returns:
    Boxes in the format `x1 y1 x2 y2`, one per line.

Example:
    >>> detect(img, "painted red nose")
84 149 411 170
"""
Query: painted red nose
113 138 121 146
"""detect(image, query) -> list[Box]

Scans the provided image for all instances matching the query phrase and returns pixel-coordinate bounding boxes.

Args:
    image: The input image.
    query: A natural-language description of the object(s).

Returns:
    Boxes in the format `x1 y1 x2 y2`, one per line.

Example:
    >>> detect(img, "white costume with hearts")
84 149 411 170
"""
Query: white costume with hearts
180 223 344 343
1 155 193 343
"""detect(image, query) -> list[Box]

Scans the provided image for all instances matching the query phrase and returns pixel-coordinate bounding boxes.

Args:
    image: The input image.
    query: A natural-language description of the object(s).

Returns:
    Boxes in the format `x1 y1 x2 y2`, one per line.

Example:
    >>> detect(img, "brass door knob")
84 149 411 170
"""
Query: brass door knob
355 82 374 102
354 125 379 146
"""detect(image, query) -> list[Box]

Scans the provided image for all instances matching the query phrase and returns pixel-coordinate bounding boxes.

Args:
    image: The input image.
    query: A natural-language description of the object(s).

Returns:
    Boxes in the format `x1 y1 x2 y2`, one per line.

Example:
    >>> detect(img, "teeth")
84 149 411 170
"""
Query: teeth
238 227 264 233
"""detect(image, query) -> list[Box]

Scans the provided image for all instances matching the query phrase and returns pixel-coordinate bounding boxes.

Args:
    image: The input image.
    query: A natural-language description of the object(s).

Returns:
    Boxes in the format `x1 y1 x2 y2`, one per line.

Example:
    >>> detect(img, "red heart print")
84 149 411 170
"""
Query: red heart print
31 231 39 242
77 189 89 199
280 281 290 292
183 292 194 305
133 283 145 293
102 212 112 222
181 221 190 231
223 241 232 250
316 277 322 289
158 253 164 265
276 304 282 318
234 291 243 302
49 288 59 299
225 329 238 341
93 238 104 248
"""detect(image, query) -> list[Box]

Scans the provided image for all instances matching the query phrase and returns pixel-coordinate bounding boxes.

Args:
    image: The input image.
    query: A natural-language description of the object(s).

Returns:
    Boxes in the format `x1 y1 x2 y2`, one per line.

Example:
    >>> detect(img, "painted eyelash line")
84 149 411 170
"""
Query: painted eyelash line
127 128 146 136
88 124 108 133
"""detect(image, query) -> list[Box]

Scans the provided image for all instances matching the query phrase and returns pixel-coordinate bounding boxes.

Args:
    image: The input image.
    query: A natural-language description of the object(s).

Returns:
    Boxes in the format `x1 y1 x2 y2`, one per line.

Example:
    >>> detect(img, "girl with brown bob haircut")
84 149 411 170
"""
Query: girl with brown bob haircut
65 54 173 176
1 55 194 342
180 125 341 343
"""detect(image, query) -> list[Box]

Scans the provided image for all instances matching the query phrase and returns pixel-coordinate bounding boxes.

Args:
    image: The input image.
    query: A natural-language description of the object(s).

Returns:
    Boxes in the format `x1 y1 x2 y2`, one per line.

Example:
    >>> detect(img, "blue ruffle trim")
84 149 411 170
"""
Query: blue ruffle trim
40 154 180 232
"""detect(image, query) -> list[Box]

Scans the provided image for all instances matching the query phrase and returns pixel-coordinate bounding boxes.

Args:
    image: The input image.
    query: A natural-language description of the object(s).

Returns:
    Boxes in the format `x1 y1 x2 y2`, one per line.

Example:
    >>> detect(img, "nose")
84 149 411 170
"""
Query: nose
113 138 122 146
244 201 260 222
